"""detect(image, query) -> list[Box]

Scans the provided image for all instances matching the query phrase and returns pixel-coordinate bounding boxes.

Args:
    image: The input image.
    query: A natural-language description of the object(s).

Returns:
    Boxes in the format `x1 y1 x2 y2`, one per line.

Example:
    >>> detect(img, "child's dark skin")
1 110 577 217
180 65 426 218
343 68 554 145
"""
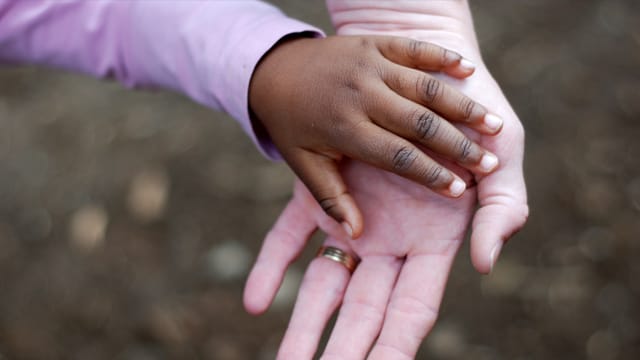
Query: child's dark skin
250 35 503 238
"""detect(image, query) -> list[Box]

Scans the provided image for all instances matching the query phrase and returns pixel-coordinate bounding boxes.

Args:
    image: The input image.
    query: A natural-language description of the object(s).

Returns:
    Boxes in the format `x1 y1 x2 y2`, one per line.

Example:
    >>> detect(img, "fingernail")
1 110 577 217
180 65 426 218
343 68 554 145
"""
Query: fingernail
489 241 503 272
449 179 466 197
484 114 503 133
479 153 499 173
341 222 353 238
459 58 476 72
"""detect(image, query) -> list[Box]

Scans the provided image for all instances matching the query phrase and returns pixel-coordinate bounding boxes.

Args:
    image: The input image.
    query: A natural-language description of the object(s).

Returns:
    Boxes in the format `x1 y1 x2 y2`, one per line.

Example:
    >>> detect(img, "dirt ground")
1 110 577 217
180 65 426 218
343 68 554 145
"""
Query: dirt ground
0 1 639 359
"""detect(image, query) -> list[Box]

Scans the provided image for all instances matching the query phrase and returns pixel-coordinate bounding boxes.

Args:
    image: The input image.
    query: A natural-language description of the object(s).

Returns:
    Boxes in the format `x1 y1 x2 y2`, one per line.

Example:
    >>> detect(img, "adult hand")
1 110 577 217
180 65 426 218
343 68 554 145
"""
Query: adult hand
244 1 528 358
246 169 474 359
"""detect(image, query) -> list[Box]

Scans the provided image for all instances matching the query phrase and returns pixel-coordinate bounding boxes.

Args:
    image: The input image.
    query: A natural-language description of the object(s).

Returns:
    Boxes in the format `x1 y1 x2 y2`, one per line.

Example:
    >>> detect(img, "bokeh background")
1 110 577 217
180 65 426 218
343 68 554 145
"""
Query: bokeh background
0 1 638 359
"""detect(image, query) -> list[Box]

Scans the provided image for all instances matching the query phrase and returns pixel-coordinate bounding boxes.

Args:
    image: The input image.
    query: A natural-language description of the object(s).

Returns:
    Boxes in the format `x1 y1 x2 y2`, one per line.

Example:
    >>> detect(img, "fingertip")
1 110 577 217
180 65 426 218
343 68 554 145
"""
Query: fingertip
459 58 476 73
341 221 353 238
471 238 502 275
445 58 476 78
478 153 500 174
351 201 365 239
325 193 363 239
489 241 503 272
470 203 528 274
470 231 496 275
243 297 268 316
483 113 504 134
473 259 493 275
341 208 364 239
295 152 363 239
447 178 467 198
470 209 505 274
243 273 271 315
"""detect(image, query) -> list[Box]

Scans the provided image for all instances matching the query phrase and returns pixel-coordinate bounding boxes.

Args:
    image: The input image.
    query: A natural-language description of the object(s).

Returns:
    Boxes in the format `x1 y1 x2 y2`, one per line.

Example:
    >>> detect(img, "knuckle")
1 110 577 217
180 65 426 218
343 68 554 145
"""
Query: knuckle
459 98 476 121
391 146 417 172
418 75 442 103
352 56 369 72
358 36 375 51
377 295 439 359
442 48 452 65
389 294 440 323
341 297 385 324
374 344 415 360
340 66 365 92
339 65 378 96
407 39 422 59
457 137 473 161
266 226 302 251
322 353 358 360
317 195 340 217
384 70 402 90
424 164 444 186
441 48 462 66
415 111 439 140
303 263 346 300
341 78 360 92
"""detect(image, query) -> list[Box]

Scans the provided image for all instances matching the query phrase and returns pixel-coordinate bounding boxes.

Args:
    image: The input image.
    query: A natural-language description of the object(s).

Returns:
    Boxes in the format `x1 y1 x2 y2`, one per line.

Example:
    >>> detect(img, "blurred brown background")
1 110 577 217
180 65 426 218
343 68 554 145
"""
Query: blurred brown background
0 1 638 359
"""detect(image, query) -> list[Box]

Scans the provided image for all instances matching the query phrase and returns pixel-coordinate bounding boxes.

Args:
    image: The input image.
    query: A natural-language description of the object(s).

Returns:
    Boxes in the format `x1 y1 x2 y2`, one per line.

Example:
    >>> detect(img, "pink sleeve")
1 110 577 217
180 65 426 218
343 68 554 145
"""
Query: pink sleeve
0 0 323 159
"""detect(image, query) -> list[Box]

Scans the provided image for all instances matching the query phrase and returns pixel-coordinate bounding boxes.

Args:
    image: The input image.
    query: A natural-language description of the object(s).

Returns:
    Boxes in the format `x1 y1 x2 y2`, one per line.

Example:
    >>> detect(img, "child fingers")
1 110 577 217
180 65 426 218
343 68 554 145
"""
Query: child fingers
383 65 504 135
342 122 467 198
287 150 363 239
369 90 499 174
376 36 475 78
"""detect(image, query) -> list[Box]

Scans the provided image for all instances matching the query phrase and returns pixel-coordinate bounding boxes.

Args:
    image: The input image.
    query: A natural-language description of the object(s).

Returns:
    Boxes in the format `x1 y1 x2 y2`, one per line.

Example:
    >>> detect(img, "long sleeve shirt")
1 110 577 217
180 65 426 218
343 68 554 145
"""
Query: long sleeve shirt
0 0 323 159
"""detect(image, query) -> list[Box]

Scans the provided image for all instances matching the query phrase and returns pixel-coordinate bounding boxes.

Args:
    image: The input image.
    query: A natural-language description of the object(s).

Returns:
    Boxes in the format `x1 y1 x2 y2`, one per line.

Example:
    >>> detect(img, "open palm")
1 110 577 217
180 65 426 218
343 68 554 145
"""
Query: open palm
246 163 474 359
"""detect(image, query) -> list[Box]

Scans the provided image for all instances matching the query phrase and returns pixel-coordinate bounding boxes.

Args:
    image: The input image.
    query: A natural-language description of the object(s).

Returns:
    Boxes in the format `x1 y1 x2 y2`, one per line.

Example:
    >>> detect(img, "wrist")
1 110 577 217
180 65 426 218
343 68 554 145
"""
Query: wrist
249 32 318 154
250 32 316 114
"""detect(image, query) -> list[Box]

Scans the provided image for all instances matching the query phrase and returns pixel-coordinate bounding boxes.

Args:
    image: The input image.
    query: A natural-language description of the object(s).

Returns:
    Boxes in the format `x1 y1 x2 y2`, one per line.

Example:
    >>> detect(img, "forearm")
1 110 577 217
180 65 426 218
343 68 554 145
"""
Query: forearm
326 0 481 60
0 0 321 158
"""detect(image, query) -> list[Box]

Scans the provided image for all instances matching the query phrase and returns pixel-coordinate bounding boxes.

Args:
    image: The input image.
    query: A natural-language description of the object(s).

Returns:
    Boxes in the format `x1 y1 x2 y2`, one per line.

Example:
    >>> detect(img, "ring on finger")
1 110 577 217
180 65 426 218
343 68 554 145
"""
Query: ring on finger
316 246 360 273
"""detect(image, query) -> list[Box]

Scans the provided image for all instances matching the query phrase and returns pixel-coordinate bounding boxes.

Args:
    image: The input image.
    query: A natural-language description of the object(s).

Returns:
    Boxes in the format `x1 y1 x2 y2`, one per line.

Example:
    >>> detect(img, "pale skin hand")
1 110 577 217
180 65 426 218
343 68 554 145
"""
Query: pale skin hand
246 168 474 359
244 1 529 359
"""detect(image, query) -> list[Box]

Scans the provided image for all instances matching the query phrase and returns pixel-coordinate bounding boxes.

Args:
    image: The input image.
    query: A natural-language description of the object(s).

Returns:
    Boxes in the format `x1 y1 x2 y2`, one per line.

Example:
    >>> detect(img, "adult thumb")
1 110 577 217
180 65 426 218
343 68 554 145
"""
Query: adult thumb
470 130 529 274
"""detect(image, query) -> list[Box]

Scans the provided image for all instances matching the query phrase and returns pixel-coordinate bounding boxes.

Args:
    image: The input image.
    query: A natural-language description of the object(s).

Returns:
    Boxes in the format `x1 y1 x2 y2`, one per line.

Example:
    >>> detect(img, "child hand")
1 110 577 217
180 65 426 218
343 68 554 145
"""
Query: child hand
249 35 502 238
